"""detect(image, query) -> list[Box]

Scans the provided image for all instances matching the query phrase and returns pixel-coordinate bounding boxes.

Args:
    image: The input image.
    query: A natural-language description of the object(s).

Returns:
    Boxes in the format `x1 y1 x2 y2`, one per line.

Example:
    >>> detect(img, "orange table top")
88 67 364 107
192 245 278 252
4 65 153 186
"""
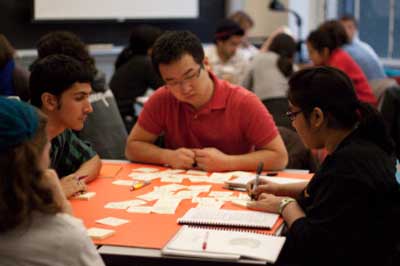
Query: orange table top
71 162 312 249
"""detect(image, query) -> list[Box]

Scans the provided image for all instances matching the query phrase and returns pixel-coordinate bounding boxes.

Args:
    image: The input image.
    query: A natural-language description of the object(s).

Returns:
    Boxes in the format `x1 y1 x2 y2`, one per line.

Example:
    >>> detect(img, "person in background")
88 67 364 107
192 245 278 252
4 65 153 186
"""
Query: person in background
204 19 248 85
248 67 400 266
110 25 164 131
0 97 105 266
306 21 377 106
259 26 294 53
228 10 258 62
339 15 397 100
339 15 386 81
126 30 288 172
30 54 101 198
0 34 30 101
242 32 297 129
36 31 127 159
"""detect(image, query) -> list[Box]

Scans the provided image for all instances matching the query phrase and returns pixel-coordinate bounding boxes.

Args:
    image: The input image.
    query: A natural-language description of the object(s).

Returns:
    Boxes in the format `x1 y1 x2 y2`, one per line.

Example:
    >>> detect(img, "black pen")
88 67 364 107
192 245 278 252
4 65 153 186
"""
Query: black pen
251 162 264 200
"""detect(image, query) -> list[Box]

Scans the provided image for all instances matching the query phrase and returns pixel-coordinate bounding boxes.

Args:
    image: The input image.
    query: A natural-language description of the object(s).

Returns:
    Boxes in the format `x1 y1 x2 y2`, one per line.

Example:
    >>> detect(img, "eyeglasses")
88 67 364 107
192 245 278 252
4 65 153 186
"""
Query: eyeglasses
285 110 303 121
165 67 202 88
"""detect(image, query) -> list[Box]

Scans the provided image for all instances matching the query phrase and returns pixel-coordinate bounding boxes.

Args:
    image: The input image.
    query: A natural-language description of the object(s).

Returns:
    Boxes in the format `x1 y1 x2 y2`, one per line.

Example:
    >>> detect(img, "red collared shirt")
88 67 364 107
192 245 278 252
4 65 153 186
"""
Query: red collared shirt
328 49 377 106
138 72 278 155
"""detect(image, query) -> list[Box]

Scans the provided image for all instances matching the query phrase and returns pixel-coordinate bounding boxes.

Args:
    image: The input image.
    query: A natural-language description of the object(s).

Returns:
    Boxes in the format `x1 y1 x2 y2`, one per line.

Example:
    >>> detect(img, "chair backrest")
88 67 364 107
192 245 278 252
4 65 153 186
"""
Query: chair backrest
262 98 293 130
78 89 128 159
278 126 319 172
379 85 400 160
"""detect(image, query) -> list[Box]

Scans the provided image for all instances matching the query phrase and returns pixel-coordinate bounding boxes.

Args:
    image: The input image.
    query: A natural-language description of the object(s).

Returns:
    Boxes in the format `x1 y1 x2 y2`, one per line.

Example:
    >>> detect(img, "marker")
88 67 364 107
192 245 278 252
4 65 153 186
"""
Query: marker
225 184 247 192
130 180 150 191
202 231 209 251
251 162 264 200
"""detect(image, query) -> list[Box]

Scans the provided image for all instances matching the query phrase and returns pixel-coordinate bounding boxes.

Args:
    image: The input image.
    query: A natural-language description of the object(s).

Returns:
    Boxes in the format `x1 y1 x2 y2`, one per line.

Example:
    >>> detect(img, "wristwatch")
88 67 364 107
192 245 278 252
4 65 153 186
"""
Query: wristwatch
278 197 296 215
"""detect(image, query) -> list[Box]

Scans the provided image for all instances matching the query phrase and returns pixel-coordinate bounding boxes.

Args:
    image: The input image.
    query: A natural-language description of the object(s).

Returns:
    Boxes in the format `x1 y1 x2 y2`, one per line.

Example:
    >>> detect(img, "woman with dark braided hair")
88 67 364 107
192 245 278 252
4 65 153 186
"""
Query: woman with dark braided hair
248 67 400 266
242 32 297 128
0 97 104 266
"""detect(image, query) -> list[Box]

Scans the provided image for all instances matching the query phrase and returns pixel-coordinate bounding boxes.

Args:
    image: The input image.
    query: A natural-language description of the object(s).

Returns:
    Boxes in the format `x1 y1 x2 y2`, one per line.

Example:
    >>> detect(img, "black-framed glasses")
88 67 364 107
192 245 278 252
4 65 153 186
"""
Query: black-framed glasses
285 110 303 121
165 67 202 88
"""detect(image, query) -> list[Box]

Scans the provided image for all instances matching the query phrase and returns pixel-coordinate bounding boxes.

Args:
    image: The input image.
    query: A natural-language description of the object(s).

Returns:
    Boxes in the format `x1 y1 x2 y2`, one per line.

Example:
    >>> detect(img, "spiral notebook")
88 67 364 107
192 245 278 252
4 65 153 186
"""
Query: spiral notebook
178 208 279 229
162 225 286 263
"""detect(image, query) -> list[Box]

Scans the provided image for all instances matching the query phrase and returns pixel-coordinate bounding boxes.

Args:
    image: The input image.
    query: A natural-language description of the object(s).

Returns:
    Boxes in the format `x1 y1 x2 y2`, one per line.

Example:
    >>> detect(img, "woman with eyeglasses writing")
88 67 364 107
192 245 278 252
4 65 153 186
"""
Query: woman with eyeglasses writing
247 67 400 266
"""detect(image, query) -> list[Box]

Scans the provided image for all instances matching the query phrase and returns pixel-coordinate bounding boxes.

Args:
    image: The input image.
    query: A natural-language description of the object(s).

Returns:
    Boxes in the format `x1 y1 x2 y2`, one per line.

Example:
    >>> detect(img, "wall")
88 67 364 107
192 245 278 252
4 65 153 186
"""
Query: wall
244 0 289 38
0 0 225 49
227 0 325 41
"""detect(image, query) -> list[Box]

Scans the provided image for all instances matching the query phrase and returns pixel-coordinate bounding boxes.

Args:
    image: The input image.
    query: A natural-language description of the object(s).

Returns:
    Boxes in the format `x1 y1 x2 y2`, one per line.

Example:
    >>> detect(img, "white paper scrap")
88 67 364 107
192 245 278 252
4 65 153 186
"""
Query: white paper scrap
73 192 96 200
160 175 184 183
112 179 134 186
87 227 115 239
126 206 153 213
187 185 212 192
96 217 130 227
131 167 159 173
186 170 208 176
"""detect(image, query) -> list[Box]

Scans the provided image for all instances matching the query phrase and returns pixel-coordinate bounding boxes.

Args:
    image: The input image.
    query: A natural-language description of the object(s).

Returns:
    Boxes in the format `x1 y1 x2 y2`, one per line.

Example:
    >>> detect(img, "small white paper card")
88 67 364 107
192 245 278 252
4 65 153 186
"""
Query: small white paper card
126 206 153 213
96 217 130 227
87 227 115 239
112 180 134 186
73 192 96 200
186 170 208 176
187 185 212 192
131 167 159 173
162 169 186 174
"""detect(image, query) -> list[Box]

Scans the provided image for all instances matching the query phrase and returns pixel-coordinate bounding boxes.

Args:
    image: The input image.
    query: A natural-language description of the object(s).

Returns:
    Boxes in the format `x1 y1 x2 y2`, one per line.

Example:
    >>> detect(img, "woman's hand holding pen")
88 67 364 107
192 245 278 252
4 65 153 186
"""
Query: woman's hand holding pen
247 193 284 214
247 179 280 200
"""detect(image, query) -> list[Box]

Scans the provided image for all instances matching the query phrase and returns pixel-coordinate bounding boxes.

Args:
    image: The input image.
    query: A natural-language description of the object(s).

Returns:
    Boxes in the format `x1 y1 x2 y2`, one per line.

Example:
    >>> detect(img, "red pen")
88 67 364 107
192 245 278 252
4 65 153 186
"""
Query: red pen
202 231 209 251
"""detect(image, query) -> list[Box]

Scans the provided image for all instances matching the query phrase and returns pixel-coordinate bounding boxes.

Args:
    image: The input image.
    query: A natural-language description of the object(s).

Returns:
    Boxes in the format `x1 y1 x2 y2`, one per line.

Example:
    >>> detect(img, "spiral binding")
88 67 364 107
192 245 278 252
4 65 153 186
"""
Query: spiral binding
186 225 280 237
178 219 271 229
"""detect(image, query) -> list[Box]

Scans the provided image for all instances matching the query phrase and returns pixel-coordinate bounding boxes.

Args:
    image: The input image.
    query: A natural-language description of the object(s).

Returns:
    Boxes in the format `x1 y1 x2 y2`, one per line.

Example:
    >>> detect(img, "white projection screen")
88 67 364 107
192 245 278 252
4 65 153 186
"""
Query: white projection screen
34 0 199 21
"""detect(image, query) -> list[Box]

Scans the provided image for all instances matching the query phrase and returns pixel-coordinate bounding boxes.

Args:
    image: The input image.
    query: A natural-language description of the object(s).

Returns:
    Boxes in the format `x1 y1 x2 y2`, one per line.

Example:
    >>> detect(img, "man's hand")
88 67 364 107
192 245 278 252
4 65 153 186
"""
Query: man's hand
166 148 196 169
60 174 87 198
193 148 230 172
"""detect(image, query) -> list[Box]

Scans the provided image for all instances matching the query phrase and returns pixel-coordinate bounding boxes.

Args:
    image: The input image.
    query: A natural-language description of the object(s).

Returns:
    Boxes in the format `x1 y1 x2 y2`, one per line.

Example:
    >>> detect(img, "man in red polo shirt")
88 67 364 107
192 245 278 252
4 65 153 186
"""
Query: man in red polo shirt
125 31 288 172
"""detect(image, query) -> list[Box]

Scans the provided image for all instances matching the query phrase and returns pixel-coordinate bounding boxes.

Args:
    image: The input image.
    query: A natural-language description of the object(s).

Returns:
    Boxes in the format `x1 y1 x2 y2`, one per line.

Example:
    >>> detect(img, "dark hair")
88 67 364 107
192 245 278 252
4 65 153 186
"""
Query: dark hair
0 34 15 68
308 20 349 54
269 33 297 77
288 66 394 154
340 14 358 28
36 31 96 76
151 31 204 77
29 54 94 107
115 25 162 69
214 19 245 42
228 11 254 29
0 110 61 232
